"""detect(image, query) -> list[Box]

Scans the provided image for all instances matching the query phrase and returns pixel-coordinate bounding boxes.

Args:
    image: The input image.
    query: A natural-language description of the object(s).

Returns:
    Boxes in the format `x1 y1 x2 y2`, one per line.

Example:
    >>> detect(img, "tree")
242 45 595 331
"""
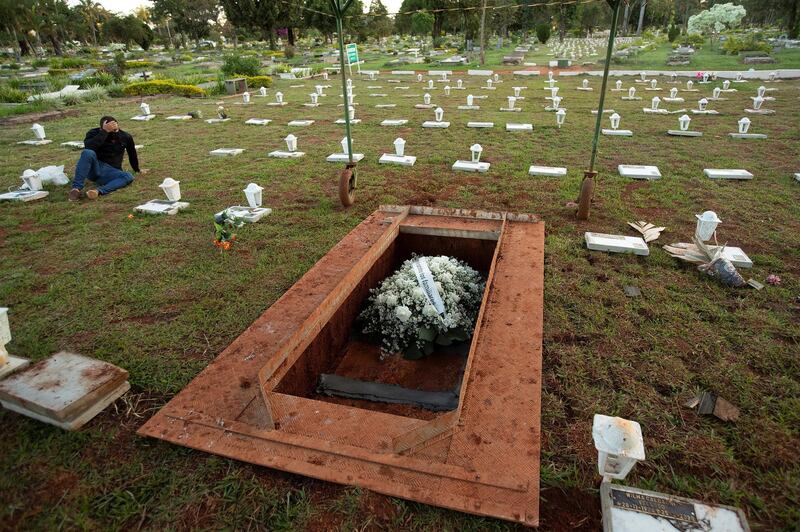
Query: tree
636 0 646 35
152 0 219 43
365 0 393 39
688 2 746 46
104 14 154 50
411 11 434 39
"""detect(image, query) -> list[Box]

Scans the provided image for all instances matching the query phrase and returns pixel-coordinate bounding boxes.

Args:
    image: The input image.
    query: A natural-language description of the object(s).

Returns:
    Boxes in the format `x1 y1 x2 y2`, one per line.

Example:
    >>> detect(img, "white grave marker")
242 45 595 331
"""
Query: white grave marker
379 137 416 166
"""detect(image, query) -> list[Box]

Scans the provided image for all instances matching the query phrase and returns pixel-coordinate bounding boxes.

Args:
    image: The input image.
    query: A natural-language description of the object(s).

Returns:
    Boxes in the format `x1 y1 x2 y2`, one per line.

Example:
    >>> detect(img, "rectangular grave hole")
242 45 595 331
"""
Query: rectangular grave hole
274 230 498 420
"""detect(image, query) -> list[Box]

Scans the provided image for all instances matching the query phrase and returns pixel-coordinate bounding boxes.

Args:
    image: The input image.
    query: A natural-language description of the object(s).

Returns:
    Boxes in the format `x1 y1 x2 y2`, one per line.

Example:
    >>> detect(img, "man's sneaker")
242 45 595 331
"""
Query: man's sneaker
68 188 81 201
86 189 99 200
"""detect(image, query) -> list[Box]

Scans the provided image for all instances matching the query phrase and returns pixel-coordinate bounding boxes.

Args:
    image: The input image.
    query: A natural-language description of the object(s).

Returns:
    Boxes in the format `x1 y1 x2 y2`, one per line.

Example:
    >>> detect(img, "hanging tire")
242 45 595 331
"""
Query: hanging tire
339 165 356 207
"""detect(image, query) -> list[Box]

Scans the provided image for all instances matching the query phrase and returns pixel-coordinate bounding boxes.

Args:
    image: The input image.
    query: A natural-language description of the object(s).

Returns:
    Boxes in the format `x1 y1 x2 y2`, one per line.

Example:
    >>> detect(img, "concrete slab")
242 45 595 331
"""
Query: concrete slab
467 122 494 128
0 351 129 430
268 150 305 158
704 169 753 180
245 118 271 125
61 141 85 149
135 200 190 215
729 133 767 139
288 120 315 126
379 154 416 166
17 140 52 146
0 356 30 380
452 160 489 172
209 148 244 156
585 232 649 256
375 104 397 108
327 153 364 162
130 114 155 121
204 118 230 124
217 206 272 223
529 165 566 177
506 123 533 131
618 165 661 180
166 115 192 121
601 483 749 532
668 130 703 137
602 129 633 136
381 119 408 126
422 121 450 128
708 246 753 268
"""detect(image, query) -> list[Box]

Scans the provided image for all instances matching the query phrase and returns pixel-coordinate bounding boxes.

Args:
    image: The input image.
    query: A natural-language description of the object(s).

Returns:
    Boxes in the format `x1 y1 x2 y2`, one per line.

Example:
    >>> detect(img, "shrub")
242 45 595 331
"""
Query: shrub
536 23 551 45
123 80 206 97
48 68 72 76
221 54 261 77
0 85 28 103
125 60 155 69
243 75 273 88
50 57 86 69
79 72 116 88
106 82 126 97
722 34 772 55
683 33 705 47
31 59 49 68
284 45 295 59
668 24 680 42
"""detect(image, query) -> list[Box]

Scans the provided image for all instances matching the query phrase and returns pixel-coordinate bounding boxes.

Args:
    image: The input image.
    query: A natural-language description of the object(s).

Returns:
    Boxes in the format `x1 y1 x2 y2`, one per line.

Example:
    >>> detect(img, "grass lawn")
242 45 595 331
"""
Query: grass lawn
615 40 800 71
0 72 798 530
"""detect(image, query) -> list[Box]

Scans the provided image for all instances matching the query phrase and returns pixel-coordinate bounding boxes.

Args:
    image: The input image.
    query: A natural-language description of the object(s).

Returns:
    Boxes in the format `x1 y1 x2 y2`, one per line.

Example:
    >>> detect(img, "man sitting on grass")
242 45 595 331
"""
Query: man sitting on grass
68 116 146 201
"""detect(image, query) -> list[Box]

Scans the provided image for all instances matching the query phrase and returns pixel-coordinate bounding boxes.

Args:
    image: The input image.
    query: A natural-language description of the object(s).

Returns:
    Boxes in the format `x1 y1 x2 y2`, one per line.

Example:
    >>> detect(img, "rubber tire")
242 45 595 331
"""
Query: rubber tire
339 166 356 207
576 176 595 220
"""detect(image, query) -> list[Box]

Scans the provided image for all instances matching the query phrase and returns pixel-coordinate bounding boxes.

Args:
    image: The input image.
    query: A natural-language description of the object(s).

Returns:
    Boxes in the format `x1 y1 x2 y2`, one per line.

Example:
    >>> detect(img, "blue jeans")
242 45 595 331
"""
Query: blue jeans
72 149 134 195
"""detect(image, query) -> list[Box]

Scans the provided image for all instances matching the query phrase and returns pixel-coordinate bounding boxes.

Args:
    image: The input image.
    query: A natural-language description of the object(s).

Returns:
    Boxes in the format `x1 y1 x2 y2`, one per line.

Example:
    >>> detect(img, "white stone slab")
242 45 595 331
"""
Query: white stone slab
668 130 703 137
61 141 85 149
17 140 52 145
209 148 244 156
457 105 480 110
600 483 749 532
602 129 633 136
618 165 661 180
414 104 435 109
217 206 272 223
704 168 753 180
0 356 30 380
467 122 494 128
500 107 522 112
381 119 408 126
288 120 315 126
379 154 416 166
204 118 230 124
795 173 800 182
369 94 388 97
529 165 566 177
585 232 649 256
468 69 493 76
506 123 533 131
303 103 320 108
375 104 397 108
729 133 767 139
422 121 450 128
268 150 305 158
643 108 668 115
166 115 192 120
591 109 616 114
691 109 719 115
744 108 775 115
0 190 49 202
513 70 539 76
394 86 410 90
130 114 155 121
135 200 190 214
706 246 753 268
326 153 364 162
452 160 489 172
334 119 361 124
267 102 287 106
245 118 271 126
663 97 685 103
390 70 415 75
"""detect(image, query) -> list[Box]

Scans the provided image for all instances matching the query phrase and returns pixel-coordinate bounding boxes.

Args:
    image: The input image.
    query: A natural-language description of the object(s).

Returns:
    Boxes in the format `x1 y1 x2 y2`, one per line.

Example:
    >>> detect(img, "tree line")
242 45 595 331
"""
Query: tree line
1 0 796 58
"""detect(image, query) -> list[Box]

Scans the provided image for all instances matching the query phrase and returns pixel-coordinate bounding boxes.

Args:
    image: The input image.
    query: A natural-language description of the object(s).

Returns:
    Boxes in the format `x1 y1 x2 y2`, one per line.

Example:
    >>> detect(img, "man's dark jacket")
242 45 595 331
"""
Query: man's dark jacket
83 128 140 172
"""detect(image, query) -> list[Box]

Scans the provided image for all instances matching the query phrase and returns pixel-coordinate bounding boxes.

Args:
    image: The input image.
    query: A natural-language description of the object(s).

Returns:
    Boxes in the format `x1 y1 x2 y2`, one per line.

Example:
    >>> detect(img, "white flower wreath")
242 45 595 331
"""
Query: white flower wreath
359 255 486 359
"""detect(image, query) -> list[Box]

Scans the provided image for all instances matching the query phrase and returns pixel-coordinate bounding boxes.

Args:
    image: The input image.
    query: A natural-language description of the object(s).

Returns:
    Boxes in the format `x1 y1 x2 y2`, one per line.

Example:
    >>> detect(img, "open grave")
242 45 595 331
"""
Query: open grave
139 206 544 526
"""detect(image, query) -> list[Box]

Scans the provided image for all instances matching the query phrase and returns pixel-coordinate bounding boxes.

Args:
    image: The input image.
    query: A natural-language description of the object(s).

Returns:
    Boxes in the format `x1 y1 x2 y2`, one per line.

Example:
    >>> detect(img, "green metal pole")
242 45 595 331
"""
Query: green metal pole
335 11 354 164
588 1 621 173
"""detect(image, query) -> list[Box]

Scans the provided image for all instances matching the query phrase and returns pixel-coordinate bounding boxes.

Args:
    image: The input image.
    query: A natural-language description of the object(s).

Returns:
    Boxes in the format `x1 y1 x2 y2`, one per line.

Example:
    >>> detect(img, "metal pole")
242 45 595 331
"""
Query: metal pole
335 10 354 164
588 1 621 173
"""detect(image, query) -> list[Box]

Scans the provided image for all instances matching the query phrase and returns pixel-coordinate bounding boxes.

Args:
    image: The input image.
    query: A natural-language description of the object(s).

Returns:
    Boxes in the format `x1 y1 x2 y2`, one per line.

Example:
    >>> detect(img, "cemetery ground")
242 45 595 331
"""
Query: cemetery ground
0 74 799 530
